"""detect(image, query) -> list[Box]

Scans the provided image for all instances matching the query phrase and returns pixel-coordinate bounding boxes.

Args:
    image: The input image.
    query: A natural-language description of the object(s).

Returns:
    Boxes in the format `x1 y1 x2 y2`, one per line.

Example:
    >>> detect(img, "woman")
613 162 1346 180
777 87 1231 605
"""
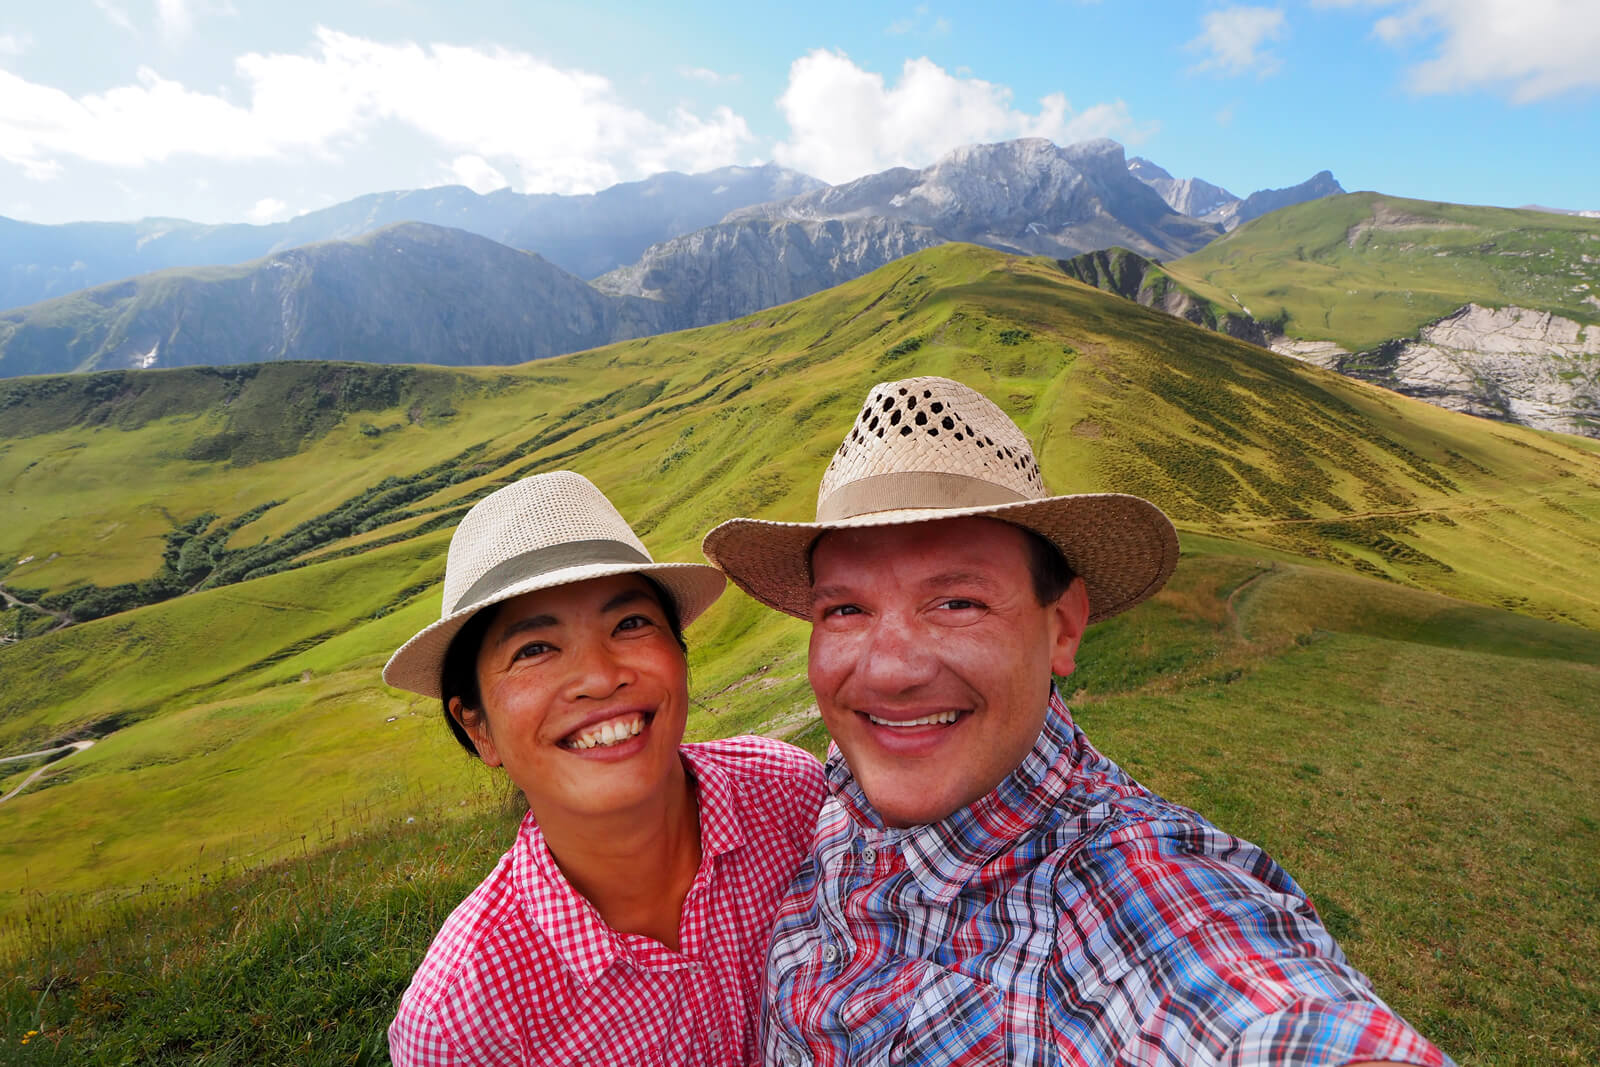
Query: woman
382 470 825 1066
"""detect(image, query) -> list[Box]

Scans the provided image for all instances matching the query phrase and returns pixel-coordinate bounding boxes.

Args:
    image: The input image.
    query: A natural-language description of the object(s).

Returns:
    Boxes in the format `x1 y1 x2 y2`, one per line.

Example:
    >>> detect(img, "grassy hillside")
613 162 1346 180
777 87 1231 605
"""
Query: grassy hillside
1 243 1598 1062
1167 193 1600 350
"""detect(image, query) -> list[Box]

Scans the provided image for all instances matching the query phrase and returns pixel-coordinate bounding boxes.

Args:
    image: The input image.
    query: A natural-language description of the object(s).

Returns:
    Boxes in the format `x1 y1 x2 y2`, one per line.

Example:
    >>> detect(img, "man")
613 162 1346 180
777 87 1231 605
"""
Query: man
703 376 1451 1067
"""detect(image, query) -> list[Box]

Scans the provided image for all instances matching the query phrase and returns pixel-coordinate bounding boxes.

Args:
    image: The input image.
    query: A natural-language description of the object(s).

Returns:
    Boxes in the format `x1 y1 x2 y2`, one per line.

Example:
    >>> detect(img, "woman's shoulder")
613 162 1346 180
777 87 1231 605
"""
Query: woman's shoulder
686 734 824 782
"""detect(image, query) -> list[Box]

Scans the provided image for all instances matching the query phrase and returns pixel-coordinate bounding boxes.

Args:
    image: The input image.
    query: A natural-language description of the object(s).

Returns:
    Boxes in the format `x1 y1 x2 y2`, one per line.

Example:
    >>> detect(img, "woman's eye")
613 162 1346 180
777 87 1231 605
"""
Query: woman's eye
512 642 553 661
616 613 656 632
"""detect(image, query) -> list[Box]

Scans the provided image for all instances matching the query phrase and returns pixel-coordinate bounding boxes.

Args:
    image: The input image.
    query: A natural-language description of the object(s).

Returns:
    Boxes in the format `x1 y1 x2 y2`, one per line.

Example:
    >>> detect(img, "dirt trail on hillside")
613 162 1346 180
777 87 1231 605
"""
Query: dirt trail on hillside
0 583 73 635
0 740 94 804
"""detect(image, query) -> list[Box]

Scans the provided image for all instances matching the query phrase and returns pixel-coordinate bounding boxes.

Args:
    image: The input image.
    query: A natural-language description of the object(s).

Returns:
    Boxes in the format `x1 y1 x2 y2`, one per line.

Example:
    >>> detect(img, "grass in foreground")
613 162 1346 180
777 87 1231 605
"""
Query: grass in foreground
2 551 1596 1065
0 800 520 1066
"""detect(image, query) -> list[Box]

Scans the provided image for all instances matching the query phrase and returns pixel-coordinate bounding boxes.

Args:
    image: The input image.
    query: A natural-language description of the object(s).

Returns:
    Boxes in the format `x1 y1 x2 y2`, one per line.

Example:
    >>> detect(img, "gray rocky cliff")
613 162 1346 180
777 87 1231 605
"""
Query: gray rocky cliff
1274 304 1600 437
591 217 944 330
727 138 1220 261
1127 161 1345 233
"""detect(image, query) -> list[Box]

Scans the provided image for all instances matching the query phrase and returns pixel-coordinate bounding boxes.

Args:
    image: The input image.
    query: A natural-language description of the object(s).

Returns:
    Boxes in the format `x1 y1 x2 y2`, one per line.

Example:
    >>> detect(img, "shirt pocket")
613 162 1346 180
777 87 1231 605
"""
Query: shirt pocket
883 963 1007 1067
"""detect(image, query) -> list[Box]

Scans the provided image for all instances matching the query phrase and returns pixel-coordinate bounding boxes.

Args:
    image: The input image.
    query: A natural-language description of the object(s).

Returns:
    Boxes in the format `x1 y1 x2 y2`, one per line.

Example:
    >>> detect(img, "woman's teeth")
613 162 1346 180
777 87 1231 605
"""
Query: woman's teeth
866 710 959 727
563 715 645 750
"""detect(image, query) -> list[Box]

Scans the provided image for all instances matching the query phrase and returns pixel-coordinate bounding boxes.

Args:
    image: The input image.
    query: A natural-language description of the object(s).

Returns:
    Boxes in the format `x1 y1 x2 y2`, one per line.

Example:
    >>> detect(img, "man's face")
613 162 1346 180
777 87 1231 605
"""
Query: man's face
807 517 1089 827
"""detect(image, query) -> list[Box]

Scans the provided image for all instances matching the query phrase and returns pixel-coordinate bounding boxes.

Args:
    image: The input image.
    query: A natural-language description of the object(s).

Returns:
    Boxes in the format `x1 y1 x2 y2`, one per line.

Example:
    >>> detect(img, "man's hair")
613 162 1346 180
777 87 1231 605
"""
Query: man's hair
1017 525 1077 606
438 576 688 757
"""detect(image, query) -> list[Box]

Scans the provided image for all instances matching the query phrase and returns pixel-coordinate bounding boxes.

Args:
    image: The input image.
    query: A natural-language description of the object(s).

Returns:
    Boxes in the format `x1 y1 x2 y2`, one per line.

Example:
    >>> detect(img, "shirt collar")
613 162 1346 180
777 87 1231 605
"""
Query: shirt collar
511 747 748 986
824 687 1081 904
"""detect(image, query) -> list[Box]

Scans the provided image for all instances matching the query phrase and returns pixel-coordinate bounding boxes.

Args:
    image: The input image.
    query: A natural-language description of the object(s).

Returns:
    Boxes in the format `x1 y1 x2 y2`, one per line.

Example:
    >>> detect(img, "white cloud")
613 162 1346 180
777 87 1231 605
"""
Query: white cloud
247 196 290 224
0 32 34 57
679 66 738 84
157 0 194 39
446 154 507 193
93 0 138 34
0 27 754 194
772 50 1153 184
887 5 951 37
1185 6 1287 77
1331 0 1600 102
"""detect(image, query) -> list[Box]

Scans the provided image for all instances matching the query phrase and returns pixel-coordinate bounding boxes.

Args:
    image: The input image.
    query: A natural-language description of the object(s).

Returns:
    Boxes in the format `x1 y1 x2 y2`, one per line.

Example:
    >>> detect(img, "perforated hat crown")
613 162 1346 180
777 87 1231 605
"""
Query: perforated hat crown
702 376 1177 623
383 470 725 698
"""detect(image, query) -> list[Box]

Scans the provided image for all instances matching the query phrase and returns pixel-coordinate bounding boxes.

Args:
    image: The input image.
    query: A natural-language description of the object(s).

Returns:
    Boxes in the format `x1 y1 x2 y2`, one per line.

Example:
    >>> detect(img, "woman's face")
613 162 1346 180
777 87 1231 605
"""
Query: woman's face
453 573 690 820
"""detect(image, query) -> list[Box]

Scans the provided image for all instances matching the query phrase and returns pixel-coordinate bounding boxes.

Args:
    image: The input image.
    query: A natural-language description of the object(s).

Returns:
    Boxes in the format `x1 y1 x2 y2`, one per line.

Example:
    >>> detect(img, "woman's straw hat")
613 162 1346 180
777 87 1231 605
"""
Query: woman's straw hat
383 471 726 698
702 376 1177 624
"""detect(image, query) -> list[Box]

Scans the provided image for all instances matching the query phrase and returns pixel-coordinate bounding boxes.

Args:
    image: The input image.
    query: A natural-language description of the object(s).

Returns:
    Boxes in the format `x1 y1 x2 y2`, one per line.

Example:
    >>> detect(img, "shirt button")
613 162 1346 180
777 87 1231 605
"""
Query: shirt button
783 1047 804 1067
861 846 877 864
822 943 839 963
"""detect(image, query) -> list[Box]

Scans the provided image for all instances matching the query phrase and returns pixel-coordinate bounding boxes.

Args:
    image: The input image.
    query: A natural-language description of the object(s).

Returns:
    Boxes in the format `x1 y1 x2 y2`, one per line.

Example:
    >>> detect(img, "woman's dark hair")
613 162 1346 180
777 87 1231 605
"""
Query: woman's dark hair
439 575 688 757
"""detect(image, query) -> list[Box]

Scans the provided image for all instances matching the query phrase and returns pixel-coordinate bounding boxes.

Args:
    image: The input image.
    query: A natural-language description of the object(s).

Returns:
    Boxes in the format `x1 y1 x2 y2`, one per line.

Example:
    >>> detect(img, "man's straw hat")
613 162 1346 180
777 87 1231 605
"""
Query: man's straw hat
702 376 1177 624
383 471 725 698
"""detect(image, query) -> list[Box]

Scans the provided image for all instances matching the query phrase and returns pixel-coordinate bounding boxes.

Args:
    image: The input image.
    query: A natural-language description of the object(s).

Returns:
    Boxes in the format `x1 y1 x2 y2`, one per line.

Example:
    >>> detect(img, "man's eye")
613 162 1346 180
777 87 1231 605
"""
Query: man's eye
938 598 982 611
821 603 862 618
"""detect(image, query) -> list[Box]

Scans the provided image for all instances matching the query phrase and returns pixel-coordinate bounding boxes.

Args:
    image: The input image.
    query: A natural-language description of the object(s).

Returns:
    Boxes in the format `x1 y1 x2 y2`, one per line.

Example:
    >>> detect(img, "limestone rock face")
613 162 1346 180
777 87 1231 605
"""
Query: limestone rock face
729 138 1219 261
1319 305 1600 437
1126 157 1238 218
592 217 943 330
1126 159 1345 232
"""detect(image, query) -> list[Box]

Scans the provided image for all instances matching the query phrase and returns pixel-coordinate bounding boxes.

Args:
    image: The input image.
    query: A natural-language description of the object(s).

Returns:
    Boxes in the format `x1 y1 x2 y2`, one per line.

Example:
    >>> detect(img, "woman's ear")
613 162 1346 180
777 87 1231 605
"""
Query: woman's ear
449 698 502 768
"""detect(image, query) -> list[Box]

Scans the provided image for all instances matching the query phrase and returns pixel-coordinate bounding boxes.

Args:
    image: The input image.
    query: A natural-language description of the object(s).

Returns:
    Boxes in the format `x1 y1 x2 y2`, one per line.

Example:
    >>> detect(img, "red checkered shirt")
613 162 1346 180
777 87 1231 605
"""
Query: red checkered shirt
390 736 826 1066
763 690 1453 1067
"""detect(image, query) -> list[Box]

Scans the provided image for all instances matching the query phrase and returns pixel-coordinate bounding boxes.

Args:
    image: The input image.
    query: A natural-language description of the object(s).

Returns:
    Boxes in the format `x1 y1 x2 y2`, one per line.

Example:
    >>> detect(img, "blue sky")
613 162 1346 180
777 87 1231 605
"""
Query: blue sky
1 0 1595 225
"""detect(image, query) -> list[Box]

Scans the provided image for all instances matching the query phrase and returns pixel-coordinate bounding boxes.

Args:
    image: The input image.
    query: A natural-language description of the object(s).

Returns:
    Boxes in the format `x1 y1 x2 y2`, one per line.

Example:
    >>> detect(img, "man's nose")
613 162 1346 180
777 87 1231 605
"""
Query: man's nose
855 611 938 693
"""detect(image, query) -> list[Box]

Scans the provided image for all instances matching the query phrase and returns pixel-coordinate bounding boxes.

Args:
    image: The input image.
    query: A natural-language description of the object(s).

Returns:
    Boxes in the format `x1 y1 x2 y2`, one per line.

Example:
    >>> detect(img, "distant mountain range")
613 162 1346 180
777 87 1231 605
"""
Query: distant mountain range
1 137 1350 380
0 224 670 378
0 163 824 310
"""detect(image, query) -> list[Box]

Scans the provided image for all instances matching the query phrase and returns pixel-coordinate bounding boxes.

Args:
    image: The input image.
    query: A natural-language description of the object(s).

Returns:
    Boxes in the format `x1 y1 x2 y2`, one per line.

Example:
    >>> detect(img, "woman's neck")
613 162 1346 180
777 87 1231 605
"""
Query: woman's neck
533 759 702 951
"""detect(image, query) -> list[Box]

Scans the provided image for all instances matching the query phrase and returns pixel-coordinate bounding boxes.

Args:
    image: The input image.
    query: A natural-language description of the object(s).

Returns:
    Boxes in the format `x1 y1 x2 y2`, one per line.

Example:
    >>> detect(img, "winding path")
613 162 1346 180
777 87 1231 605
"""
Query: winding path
0 582 73 637
0 740 94 804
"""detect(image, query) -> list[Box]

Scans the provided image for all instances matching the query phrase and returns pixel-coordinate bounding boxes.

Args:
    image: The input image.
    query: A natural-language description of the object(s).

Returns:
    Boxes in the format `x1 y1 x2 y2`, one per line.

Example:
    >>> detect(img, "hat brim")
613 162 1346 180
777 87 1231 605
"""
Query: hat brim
381 560 727 699
702 494 1177 625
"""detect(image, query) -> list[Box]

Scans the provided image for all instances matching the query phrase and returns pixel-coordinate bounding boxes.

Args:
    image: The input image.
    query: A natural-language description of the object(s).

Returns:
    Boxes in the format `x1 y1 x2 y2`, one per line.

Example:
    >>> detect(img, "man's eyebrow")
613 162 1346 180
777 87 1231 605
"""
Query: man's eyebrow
810 583 854 605
920 570 1001 590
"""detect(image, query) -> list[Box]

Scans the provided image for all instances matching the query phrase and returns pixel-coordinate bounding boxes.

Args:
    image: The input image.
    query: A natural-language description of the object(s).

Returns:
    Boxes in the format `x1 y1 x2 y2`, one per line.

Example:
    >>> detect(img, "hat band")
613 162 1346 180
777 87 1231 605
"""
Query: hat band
816 471 1029 522
452 538 652 614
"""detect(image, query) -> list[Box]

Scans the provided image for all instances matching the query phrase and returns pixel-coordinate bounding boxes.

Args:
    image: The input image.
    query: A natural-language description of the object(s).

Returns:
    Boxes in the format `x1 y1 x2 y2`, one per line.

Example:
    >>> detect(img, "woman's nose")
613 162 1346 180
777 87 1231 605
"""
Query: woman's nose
563 641 635 700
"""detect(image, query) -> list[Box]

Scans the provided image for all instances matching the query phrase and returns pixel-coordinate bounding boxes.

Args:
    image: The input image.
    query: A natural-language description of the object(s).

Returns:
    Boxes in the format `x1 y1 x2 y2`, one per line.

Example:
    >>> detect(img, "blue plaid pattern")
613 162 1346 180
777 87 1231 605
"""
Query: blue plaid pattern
762 691 1453 1067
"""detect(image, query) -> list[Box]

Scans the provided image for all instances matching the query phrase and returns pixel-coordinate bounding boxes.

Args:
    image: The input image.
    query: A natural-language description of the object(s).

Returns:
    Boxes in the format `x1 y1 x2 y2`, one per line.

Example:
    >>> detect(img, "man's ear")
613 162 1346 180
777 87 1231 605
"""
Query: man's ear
449 698 502 768
1047 577 1091 679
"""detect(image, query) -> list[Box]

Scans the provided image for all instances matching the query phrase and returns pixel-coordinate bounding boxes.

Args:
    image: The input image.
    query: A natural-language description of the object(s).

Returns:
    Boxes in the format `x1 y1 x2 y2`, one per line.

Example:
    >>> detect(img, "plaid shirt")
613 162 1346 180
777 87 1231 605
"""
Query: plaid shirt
763 691 1454 1067
390 736 826 1067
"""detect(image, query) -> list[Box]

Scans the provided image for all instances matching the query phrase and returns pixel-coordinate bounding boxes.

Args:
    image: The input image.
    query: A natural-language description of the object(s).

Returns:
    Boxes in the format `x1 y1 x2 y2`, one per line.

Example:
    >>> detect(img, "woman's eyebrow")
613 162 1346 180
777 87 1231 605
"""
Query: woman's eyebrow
602 588 655 614
494 613 559 647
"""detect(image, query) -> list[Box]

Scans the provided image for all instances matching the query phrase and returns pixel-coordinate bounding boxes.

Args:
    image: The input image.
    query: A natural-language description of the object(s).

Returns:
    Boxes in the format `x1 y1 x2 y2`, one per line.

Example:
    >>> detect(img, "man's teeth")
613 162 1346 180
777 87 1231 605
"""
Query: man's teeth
564 715 645 750
866 710 959 728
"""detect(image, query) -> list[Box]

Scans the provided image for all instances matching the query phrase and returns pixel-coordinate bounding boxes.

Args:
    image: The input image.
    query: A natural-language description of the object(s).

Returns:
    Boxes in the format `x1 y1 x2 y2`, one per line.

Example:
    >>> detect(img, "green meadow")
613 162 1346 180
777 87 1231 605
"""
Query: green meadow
1168 193 1600 350
2 244 1597 1063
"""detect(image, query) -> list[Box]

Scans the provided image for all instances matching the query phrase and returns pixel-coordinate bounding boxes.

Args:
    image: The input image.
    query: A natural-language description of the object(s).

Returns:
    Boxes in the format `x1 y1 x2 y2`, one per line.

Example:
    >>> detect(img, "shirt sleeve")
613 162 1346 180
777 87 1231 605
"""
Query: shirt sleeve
1052 814 1453 1067
389 1000 476 1067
